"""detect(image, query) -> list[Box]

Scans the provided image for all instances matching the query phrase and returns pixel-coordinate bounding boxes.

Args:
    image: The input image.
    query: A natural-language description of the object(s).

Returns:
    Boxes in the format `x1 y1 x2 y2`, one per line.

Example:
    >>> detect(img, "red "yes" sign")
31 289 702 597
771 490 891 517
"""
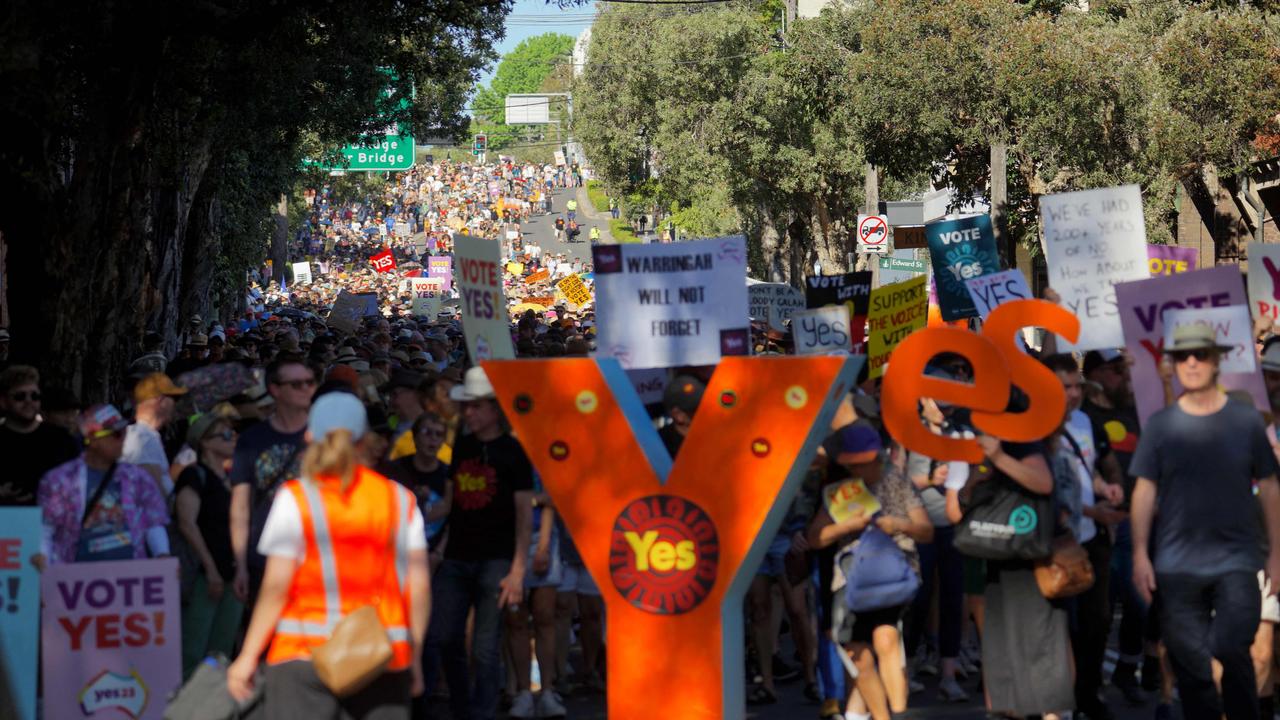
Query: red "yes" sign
370 249 396 273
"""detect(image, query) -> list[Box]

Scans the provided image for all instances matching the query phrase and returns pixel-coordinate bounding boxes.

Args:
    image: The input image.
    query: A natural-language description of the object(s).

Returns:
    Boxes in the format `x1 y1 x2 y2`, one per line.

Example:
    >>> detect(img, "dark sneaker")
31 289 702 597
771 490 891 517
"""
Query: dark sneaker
1141 654 1163 693
1112 661 1145 706
1111 660 1137 689
772 654 801 683
1080 700 1117 720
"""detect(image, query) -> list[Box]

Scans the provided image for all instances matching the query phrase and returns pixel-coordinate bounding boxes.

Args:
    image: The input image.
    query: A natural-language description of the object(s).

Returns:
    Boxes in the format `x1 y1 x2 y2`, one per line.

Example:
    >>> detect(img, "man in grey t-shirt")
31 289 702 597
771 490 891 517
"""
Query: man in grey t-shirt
1131 324 1280 720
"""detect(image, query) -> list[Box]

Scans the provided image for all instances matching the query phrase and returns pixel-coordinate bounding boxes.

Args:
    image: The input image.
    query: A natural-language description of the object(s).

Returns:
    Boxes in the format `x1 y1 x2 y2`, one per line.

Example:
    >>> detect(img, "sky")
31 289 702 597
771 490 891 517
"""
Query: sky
475 0 598 89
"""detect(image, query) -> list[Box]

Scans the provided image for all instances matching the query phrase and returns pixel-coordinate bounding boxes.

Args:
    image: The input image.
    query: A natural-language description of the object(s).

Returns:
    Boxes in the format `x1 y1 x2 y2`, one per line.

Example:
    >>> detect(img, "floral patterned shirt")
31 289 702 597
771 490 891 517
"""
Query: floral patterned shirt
38 458 170 564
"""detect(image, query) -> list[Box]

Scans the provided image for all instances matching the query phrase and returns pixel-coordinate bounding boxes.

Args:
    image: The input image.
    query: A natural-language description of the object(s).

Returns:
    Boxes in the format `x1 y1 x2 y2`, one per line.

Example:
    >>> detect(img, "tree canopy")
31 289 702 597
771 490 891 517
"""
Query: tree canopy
572 0 1280 280
0 0 509 400
472 32 577 150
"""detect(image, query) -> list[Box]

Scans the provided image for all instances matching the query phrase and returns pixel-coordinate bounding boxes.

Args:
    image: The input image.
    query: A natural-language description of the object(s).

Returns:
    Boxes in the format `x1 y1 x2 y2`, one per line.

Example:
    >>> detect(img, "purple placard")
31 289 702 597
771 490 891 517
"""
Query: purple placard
42 558 182 720
1116 265 1264 426
428 256 453 293
1146 244 1198 277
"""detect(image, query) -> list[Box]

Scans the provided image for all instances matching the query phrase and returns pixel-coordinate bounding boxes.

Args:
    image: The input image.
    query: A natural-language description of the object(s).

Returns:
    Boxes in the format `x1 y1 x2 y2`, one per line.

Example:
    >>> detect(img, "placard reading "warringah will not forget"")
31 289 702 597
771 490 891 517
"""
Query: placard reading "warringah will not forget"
592 237 749 369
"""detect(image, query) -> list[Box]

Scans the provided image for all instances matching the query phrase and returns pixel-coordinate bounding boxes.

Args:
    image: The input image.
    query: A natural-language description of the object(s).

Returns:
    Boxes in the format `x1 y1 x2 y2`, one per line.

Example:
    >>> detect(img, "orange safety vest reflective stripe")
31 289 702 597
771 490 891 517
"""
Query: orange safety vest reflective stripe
267 466 415 671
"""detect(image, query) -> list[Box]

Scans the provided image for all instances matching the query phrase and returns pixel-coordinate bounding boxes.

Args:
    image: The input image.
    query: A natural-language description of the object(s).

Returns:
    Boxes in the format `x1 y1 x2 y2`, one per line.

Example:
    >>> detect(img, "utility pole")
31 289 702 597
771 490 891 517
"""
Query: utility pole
991 139 1011 267
864 163 880 285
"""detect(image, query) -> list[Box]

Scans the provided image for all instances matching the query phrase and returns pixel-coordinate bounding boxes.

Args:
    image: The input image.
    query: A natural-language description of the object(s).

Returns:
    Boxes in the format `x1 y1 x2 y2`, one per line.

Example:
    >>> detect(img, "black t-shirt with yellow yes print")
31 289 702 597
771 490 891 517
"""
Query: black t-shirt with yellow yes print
445 433 533 562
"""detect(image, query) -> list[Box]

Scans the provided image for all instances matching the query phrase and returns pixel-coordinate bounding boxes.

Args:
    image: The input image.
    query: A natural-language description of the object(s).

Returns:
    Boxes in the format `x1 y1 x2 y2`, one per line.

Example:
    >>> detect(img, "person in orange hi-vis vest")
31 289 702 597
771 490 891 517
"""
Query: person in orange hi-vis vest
227 392 431 719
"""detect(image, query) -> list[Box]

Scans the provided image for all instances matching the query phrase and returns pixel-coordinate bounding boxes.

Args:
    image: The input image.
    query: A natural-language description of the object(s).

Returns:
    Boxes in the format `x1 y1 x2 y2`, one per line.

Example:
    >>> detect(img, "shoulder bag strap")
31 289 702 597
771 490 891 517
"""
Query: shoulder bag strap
82 463 119 527
1061 429 1091 472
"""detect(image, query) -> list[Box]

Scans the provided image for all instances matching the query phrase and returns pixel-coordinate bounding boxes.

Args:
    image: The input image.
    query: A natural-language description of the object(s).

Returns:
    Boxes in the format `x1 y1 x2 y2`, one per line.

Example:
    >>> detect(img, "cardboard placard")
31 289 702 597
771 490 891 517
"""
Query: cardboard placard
626 368 669 406
410 277 444 317
965 269 1032 320
0 509 41 720
805 272 872 350
1247 242 1280 323
592 236 749 369
822 479 882 523
867 274 929 379
427 256 453 292
557 274 593 307
291 261 312 285
526 269 551 284
42 558 182 720
1147 244 1197 276
792 306 853 355
1041 185 1149 350
1115 265 1259 426
327 290 371 334
455 235 515 360
370 249 397 273
925 214 1001 321
748 282 805 332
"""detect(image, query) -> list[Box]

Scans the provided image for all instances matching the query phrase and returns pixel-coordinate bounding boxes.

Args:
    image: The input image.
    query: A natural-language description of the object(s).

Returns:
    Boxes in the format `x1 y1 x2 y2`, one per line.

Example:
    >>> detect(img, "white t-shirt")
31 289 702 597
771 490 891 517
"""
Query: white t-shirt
122 423 172 494
258 482 426 561
1064 410 1098 543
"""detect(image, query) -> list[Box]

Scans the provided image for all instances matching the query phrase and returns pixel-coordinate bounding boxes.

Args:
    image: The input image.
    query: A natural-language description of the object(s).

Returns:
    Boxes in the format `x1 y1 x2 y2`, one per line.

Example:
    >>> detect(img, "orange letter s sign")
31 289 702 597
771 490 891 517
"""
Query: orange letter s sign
882 299 1080 463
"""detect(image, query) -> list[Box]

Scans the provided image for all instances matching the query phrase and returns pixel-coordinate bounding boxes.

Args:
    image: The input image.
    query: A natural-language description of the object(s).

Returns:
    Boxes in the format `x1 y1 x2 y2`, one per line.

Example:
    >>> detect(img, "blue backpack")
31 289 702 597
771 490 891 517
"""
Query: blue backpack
842 526 921 613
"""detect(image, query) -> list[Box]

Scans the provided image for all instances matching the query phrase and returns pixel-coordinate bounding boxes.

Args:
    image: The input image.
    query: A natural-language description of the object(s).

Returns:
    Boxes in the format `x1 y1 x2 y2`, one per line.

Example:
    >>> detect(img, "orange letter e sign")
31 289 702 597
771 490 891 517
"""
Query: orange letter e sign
483 356 860 720
882 298 1080 463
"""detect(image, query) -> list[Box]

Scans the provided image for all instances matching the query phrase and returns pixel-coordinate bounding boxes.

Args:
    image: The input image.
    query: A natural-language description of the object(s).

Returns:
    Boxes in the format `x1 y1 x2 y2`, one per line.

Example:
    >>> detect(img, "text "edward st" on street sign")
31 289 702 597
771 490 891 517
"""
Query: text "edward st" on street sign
856 214 890 254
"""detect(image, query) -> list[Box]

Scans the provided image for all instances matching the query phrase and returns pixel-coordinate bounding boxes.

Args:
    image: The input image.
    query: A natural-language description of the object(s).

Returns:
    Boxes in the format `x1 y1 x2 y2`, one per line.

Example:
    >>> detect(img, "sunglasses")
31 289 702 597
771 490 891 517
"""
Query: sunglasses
1169 348 1215 364
211 428 236 442
89 428 125 441
9 391 40 402
418 427 447 439
273 378 317 390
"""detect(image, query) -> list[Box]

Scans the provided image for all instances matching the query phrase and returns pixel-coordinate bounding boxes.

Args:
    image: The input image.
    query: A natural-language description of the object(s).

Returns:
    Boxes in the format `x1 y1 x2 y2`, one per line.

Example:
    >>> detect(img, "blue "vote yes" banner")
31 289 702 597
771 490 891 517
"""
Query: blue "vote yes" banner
925 214 1002 321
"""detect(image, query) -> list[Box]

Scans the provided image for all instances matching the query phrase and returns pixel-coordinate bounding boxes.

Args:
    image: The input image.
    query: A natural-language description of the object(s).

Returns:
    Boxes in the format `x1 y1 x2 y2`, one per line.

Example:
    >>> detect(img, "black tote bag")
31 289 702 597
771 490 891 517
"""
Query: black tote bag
953 477 1054 561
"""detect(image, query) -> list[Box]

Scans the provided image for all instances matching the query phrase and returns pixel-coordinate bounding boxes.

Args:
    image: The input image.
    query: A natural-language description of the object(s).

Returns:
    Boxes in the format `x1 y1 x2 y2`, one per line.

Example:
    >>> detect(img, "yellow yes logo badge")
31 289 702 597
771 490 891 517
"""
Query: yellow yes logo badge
609 495 719 615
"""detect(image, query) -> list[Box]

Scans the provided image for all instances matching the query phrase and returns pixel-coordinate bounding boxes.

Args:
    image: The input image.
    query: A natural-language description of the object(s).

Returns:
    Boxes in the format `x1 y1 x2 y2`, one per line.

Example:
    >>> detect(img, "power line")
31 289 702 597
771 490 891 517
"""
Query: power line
598 0 739 4
479 50 758 69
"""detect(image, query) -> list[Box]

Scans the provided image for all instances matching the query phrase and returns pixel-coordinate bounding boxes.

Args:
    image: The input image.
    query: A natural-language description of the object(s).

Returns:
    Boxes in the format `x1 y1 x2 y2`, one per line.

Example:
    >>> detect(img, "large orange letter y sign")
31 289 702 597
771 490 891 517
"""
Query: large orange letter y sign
483 356 859 720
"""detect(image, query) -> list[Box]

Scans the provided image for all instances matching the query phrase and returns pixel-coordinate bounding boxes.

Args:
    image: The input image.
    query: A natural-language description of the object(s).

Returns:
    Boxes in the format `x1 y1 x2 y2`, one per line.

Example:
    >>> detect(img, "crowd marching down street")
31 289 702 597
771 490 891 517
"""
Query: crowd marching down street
7 158 1280 720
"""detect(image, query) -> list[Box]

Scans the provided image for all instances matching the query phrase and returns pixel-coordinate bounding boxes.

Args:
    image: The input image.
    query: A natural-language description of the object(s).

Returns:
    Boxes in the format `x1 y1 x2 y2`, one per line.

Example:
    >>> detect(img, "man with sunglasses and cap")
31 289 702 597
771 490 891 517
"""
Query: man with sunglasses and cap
1131 324 1280 720
35 404 170 568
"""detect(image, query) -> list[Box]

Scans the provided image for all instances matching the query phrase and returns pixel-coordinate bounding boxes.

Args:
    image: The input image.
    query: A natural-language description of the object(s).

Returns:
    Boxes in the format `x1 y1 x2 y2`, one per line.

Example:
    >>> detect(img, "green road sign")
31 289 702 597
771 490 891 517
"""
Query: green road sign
879 256 927 273
336 134 415 171
305 68 416 172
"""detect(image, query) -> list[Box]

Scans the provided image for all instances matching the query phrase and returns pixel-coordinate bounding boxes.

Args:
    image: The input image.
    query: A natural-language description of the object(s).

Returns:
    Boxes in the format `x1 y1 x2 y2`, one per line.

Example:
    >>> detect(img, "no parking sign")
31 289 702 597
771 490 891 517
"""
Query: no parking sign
856 214 889 254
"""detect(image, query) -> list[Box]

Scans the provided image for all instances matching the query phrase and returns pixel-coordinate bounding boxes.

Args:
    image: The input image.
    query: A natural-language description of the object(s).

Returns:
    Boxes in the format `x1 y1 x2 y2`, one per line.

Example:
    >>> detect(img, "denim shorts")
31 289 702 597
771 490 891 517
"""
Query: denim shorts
756 535 794 578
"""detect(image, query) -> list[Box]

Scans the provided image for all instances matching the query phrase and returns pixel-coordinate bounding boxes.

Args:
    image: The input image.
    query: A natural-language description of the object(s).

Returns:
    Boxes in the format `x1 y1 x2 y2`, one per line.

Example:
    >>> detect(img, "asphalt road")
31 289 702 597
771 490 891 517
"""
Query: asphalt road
553 656 1171 720
520 187 598 263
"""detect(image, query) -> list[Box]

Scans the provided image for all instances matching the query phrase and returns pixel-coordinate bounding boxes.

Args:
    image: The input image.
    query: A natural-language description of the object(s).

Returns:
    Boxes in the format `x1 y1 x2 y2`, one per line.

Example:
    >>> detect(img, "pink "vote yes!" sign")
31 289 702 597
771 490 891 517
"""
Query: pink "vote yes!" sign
42 558 181 720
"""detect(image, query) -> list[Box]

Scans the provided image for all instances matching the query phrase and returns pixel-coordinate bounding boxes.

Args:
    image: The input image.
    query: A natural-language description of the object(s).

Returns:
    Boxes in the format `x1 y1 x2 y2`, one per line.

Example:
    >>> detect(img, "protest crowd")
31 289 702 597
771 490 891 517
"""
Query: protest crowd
6 163 1280 720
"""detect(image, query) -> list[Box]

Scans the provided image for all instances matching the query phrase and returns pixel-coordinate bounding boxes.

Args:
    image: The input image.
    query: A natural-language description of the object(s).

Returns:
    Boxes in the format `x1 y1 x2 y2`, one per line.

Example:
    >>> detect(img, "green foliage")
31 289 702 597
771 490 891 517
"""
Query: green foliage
0 0 508 398
585 180 611 214
472 32 576 150
573 0 1279 275
609 219 640 243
